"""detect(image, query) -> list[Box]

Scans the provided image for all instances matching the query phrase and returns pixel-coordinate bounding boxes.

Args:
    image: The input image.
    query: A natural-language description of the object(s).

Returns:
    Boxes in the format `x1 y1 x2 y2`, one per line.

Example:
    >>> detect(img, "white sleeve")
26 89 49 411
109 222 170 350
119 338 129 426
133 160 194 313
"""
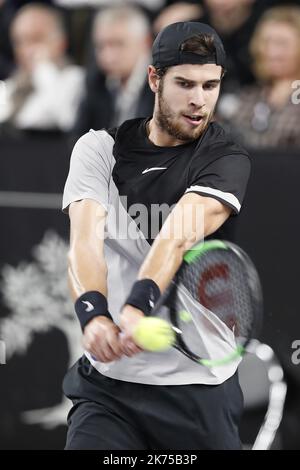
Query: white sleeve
62 129 114 214
16 63 84 131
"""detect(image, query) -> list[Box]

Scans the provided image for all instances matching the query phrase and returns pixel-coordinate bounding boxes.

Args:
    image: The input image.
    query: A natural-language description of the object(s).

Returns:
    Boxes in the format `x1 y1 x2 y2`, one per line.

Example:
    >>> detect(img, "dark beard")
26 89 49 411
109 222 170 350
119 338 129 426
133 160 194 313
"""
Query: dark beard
156 84 213 143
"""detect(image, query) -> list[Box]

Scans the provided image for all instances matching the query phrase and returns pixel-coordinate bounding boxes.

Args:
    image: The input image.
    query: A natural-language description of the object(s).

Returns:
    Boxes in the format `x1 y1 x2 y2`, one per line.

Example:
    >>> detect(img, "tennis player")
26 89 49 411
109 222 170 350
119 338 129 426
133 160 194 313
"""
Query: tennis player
62 22 251 450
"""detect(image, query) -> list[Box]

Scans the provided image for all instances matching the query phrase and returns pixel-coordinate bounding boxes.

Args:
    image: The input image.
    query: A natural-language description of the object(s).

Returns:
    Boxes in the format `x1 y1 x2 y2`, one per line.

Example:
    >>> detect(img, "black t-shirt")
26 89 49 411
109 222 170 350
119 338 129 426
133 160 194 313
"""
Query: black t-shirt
109 117 251 244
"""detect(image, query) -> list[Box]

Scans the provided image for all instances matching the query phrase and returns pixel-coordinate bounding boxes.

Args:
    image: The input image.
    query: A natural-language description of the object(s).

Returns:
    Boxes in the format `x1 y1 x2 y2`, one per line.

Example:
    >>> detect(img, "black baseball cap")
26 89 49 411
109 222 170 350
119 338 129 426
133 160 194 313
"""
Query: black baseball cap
152 21 226 69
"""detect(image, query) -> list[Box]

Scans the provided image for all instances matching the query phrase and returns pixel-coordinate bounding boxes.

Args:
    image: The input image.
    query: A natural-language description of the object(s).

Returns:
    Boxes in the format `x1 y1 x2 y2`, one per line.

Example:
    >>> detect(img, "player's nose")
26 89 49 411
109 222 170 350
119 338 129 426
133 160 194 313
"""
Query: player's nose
189 86 205 108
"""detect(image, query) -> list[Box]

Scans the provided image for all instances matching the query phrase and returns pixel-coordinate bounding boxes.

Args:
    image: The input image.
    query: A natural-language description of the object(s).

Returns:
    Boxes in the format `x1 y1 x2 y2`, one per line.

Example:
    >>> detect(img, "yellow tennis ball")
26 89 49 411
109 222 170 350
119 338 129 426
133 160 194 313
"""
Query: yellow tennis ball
133 317 175 352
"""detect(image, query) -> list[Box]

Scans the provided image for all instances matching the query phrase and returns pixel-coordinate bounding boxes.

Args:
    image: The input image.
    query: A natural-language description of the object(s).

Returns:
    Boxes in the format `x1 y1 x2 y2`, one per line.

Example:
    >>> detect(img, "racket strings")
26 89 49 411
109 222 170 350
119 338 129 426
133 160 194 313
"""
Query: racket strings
178 250 255 339
170 281 239 360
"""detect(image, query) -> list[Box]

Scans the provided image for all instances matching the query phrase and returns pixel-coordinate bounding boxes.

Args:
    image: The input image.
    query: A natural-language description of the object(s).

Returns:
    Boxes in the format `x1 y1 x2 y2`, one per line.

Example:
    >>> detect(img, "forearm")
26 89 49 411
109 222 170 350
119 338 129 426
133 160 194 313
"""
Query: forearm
68 241 108 301
138 237 185 293
137 194 231 293
68 200 108 301
120 195 230 345
120 195 229 336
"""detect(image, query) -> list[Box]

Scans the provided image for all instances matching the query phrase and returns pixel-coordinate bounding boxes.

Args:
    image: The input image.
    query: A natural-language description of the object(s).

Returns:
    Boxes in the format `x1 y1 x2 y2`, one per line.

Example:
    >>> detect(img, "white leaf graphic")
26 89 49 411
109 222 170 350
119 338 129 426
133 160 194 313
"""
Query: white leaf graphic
0 230 83 428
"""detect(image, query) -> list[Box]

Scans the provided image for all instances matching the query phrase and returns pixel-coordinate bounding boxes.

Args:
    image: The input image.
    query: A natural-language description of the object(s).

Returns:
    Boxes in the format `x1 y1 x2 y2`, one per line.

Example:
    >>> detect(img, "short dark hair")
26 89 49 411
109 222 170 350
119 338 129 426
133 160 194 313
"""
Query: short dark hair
155 33 226 79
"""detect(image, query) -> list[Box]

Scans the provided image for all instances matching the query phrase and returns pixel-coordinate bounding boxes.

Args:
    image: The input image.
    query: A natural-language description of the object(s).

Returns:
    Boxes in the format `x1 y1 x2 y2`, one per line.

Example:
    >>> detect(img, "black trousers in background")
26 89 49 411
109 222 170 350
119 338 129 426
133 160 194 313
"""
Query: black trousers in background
63 355 244 450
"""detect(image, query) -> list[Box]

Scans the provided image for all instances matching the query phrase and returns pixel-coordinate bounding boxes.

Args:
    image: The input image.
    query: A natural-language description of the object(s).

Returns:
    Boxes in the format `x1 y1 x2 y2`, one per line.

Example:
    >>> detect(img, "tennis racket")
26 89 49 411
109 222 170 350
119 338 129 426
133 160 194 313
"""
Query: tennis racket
134 239 263 368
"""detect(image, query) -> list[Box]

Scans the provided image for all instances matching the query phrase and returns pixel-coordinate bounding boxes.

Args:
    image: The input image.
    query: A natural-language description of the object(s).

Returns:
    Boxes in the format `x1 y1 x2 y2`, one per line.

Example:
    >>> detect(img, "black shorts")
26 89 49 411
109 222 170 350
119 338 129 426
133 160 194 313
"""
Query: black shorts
63 355 244 450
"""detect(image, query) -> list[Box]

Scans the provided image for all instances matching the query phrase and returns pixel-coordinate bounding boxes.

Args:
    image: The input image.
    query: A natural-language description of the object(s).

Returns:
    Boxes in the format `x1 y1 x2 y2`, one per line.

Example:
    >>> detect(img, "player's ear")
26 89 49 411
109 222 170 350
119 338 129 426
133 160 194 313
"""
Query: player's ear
148 65 160 93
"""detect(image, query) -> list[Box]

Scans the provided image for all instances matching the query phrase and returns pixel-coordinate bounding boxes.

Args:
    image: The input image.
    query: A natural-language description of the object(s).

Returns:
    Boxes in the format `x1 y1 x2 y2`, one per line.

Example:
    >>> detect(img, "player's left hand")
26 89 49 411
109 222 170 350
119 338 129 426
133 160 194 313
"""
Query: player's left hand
119 305 145 357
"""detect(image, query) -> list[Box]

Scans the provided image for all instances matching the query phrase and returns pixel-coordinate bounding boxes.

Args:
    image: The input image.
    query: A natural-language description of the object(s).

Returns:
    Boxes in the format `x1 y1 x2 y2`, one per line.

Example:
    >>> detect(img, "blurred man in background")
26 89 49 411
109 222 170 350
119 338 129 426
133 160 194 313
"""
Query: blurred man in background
72 5 154 139
0 3 84 133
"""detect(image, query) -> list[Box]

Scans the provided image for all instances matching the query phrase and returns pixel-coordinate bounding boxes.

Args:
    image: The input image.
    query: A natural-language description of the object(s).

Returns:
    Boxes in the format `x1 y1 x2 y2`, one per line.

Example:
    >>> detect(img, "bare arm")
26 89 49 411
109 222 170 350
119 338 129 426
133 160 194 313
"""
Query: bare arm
120 193 231 335
138 192 231 292
68 198 129 362
68 199 108 300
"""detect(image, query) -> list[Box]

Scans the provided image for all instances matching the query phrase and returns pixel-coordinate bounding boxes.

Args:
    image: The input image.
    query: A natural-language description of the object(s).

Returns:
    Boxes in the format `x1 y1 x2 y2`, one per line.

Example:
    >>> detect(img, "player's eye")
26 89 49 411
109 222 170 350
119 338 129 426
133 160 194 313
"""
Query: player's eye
177 81 192 89
204 82 218 90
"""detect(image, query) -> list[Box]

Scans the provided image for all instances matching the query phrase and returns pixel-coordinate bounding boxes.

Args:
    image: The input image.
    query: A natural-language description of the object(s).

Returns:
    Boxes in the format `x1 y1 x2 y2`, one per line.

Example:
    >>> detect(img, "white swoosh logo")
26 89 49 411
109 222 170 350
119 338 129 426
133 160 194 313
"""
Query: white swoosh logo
142 167 167 174
82 300 94 312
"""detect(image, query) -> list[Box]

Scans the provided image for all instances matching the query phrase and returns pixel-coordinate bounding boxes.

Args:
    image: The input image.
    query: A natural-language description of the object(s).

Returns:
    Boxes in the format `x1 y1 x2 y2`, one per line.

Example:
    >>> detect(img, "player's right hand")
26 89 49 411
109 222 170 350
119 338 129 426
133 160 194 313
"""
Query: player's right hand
82 316 124 363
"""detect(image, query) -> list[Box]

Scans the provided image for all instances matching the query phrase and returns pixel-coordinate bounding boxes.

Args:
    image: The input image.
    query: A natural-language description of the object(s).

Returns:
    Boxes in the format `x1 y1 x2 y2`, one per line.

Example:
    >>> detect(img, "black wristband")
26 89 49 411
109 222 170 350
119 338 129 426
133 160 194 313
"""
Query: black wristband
75 291 112 331
125 279 161 316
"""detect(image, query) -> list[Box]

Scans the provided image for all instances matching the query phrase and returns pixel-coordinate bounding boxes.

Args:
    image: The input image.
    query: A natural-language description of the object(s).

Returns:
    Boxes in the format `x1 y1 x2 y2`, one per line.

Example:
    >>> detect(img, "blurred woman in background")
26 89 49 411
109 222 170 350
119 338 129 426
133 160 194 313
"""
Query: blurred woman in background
218 6 300 149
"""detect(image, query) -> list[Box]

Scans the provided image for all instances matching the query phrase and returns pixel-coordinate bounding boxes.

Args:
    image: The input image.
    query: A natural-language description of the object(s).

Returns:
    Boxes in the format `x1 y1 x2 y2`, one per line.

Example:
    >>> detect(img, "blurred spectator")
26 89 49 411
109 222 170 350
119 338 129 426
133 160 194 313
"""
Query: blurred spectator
73 5 154 138
218 6 300 149
153 2 204 33
54 0 164 6
0 0 16 80
0 3 84 132
154 1 280 91
54 0 166 20
201 0 286 90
